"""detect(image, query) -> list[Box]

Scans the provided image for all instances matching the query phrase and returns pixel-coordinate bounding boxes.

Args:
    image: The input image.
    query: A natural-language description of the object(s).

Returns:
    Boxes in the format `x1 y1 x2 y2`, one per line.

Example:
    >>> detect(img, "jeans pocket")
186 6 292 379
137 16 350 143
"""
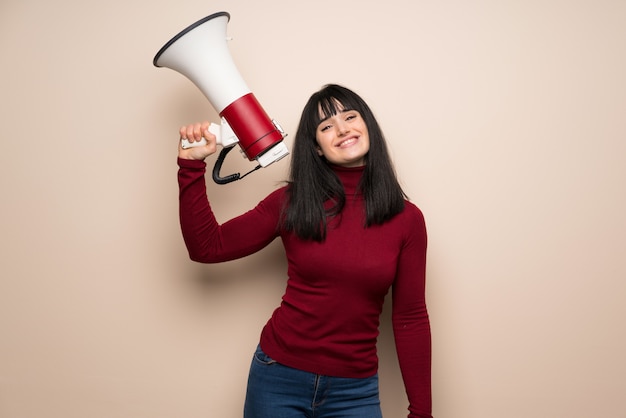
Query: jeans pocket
252 345 277 366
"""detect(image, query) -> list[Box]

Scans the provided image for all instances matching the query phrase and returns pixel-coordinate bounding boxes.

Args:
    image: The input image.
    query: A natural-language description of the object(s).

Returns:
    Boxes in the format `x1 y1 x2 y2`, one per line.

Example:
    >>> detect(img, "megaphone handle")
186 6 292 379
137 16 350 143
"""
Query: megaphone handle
181 137 207 149
212 146 241 184
180 122 221 149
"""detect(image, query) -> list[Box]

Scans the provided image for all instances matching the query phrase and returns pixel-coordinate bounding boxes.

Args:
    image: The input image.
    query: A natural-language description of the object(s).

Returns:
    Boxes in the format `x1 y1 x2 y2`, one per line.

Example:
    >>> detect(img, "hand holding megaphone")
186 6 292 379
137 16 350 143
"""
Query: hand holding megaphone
178 121 218 161
179 118 238 151
177 119 264 184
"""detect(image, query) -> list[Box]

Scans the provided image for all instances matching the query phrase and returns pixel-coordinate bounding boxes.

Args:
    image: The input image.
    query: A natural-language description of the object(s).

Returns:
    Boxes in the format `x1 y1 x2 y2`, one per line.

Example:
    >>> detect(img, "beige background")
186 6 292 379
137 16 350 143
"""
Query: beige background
1 0 625 417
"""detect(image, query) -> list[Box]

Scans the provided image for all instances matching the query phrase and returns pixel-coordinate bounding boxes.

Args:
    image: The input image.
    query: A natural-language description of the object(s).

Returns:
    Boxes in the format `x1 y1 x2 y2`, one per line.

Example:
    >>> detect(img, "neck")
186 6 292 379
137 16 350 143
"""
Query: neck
330 164 365 194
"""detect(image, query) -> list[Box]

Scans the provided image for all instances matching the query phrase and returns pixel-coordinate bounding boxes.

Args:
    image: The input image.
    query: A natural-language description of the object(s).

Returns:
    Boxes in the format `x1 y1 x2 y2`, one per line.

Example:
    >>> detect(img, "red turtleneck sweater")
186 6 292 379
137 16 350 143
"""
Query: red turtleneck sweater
177 158 431 418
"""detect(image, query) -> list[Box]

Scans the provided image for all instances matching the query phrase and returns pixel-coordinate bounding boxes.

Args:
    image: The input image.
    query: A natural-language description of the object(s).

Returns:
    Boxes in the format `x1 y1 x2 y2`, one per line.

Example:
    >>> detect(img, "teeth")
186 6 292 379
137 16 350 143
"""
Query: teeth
338 138 356 147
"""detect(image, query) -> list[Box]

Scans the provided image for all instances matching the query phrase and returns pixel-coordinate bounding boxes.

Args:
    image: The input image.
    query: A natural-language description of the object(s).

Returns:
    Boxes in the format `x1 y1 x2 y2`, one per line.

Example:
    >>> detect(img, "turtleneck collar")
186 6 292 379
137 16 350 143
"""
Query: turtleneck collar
330 164 365 195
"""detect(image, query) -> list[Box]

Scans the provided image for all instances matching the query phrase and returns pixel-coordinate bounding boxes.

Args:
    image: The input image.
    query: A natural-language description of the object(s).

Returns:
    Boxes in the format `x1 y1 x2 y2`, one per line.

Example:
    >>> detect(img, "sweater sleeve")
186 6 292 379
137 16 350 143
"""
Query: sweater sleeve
392 203 432 418
177 158 282 263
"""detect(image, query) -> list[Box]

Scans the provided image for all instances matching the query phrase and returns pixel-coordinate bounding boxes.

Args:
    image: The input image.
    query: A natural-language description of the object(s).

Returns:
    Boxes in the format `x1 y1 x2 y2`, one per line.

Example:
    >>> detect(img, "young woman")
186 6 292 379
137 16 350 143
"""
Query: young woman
176 84 432 418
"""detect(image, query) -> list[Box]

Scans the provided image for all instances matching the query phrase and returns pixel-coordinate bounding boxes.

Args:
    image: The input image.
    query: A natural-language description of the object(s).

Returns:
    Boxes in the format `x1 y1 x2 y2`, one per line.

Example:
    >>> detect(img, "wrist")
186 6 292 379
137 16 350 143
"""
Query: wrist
177 157 207 168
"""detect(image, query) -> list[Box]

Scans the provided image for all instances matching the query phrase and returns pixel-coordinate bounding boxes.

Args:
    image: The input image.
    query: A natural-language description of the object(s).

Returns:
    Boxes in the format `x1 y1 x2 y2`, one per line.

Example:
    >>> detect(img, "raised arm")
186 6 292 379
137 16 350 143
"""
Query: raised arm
177 122 283 263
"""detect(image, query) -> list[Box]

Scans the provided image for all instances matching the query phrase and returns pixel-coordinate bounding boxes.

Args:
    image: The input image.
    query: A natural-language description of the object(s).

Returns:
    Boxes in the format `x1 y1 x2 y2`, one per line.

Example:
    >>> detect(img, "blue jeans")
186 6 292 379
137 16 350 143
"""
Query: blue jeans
243 345 383 418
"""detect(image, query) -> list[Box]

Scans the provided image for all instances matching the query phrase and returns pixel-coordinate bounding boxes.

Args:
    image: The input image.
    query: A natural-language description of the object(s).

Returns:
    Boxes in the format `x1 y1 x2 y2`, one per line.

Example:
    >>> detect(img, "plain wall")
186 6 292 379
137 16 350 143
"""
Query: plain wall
1 0 625 417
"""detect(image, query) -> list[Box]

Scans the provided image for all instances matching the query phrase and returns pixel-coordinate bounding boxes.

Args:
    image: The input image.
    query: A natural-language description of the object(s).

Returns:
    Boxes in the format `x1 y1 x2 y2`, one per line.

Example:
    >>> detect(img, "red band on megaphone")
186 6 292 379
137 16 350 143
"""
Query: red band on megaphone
220 93 283 160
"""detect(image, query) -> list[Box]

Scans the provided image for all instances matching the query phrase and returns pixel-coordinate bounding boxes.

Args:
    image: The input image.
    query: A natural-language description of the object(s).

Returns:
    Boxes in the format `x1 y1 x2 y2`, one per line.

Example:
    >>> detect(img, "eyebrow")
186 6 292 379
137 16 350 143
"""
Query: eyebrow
317 109 354 124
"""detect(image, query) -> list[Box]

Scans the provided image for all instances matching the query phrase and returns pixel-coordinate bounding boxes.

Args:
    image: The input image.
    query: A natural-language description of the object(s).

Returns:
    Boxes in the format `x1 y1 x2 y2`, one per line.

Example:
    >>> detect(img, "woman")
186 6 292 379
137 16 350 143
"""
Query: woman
177 84 432 418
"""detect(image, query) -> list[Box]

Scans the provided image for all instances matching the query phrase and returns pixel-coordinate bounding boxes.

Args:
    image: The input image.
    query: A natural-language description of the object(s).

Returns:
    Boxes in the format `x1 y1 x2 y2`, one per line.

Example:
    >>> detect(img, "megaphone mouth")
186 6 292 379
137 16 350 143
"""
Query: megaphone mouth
153 11 231 67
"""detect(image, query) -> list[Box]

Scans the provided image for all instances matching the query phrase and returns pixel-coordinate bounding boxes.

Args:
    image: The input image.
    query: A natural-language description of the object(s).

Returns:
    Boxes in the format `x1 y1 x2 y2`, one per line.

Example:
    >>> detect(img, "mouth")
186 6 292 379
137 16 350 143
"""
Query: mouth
336 136 358 148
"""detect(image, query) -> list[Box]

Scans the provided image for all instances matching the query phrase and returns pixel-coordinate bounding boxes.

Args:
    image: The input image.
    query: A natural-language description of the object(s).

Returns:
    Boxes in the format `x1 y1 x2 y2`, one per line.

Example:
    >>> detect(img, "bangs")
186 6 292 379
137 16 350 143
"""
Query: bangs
313 88 362 125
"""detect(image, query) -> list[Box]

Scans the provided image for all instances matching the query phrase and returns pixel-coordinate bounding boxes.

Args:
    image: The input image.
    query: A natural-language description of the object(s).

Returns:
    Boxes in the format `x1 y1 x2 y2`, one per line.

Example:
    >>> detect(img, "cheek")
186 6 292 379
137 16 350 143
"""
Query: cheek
315 134 330 156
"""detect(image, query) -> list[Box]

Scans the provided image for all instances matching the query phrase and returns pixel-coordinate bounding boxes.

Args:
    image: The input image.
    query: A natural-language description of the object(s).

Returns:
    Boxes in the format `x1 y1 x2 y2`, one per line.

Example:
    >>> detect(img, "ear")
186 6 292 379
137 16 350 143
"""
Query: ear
316 147 324 157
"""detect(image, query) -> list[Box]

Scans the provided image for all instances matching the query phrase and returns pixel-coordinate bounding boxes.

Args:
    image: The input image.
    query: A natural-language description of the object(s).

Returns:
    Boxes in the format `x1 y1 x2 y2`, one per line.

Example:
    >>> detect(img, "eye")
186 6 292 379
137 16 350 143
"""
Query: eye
319 124 332 132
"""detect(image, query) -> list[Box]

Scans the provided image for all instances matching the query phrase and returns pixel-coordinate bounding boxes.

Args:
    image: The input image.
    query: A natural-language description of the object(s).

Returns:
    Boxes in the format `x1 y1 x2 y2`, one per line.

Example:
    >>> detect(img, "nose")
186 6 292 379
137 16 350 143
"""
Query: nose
336 121 349 136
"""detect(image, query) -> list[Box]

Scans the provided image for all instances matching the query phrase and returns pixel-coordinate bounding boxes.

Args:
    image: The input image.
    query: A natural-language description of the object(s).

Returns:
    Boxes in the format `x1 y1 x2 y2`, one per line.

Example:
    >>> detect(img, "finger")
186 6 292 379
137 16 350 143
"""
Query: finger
202 125 218 146
185 124 196 142
201 121 211 138
192 123 204 141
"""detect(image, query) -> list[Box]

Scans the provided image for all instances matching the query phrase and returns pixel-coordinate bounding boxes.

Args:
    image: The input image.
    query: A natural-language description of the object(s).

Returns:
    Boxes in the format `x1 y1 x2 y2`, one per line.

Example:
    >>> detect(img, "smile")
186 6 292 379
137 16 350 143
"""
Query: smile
337 137 358 147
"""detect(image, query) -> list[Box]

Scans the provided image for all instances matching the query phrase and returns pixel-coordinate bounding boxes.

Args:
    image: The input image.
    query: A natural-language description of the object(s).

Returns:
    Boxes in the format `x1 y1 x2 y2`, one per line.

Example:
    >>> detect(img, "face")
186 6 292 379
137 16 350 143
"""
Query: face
315 108 370 168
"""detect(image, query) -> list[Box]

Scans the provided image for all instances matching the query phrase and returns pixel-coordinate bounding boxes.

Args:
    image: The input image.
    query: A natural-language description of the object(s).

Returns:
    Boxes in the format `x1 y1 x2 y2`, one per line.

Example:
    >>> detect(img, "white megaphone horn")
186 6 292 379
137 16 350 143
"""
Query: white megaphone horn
153 12 289 184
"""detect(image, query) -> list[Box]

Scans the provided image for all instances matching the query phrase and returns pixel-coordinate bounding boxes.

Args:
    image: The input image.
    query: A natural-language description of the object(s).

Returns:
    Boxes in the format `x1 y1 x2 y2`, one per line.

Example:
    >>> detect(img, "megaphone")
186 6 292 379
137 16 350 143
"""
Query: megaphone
153 12 289 184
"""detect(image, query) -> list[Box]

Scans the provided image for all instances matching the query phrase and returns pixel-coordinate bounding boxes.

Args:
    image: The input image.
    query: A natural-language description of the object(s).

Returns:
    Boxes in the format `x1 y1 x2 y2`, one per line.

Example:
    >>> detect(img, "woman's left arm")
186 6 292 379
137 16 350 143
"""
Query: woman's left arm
392 203 432 418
